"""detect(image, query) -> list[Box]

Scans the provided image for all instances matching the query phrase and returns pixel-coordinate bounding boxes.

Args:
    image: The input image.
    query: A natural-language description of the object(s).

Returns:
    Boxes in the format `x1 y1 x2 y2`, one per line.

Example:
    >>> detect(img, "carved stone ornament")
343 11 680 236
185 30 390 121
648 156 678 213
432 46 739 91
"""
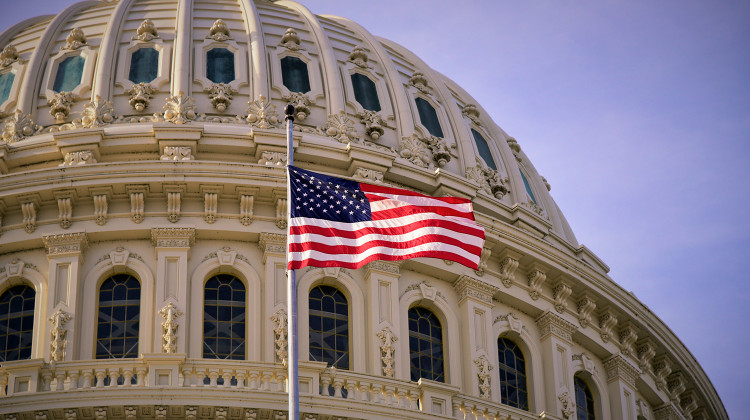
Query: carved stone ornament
408 72 430 93
347 45 371 68
208 19 231 41
498 255 519 288
49 308 72 361
506 136 521 154
167 191 181 222
474 355 493 398
357 109 386 141
48 91 77 123
353 167 383 183
21 201 37 233
270 309 289 365
150 227 196 248
206 83 235 112
462 104 481 125
324 111 358 143
63 28 88 51
599 309 618 343
204 192 218 224
619 322 638 357
604 354 641 388
239 194 254 226
281 91 311 121
453 275 498 305
475 247 491 276
573 353 596 375
526 267 546 300
245 95 280 128
652 355 673 392
59 150 96 166
0 44 19 67
275 198 287 229
42 232 89 256
162 92 197 124
2 110 39 142
57 196 73 229
558 392 574 419
553 281 572 313
536 311 577 342
133 19 159 41
376 326 398 377
425 135 451 168
127 82 155 112
542 176 551 191
483 167 510 199
161 146 194 161
576 293 596 328
258 151 287 166
398 134 432 168
81 95 115 128
636 339 656 372
159 302 183 353
258 232 286 255
279 28 302 50
130 191 144 223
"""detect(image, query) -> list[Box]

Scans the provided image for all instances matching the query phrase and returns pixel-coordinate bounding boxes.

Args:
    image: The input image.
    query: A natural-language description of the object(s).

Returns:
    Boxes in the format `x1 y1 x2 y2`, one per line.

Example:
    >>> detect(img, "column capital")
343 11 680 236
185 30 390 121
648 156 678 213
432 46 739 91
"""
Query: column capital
365 260 400 276
150 227 195 248
453 275 498 305
653 403 683 420
258 232 286 263
603 354 641 387
535 310 577 342
42 232 88 257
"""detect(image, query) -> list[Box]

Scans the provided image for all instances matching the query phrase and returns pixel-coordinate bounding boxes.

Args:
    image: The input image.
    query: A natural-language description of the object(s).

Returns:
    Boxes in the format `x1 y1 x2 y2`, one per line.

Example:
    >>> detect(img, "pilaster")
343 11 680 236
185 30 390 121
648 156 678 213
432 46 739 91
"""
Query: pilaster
42 232 88 361
452 275 498 399
364 261 401 378
259 232 287 363
151 227 195 354
535 311 577 419
604 354 641 420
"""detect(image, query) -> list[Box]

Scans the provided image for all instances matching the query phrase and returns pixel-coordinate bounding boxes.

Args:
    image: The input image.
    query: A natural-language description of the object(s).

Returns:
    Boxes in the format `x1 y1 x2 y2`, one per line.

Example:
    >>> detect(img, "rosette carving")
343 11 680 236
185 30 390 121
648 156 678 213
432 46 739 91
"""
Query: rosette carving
127 83 155 112
81 95 115 128
357 109 386 141
207 83 235 112
2 111 39 142
163 92 197 124
48 91 77 123
245 95 280 128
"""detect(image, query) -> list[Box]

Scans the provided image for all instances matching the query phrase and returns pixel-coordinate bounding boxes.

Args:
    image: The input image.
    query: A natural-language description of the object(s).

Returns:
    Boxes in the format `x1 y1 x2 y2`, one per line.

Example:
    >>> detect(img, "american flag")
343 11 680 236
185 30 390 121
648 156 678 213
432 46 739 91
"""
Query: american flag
287 166 485 270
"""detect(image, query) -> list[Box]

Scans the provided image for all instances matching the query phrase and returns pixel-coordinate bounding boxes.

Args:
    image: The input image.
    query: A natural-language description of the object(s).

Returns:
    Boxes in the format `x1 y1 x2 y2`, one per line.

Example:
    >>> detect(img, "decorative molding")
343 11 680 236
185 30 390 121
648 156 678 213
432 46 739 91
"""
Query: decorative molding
576 293 597 328
56 194 73 229
474 247 491 276
245 95 279 128
203 192 218 224
279 28 302 51
680 391 699 418
408 72 430 94
42 232 88 256
376 326 398 378
81 95 115 128
462 104 481 125
526 265 546 300
573 353 596 375
63 28 88 50
618 321 638 358
239 194 254 226
653 403 682 420
494 313 524 335
60 150 97 166
366 260 400 275
49 309 72 361
598 308 618 343
207 19 231 41
552 280 572 313
162 92 197 124
259 232 286 256
275 198 286 229
270 309 288 365
425 135 451 168
453 275 498 305
666 372 686 402
258 151 287 166
324 111 358 143
127 83 155 112
357 110 386 141
167 191 181 222
636 338 656 373
347 45 371 68
402 281 446 302
397 134 431 168
2 111 40 143
150 227 195 248
0 44 19 68
91 193 107 226
21 200 37 233
281 91 311 121
207 83 235 112
129 190 145 223
558 392 574 419
474 355 493 399
48 91 77 123
652 355 673 392
158 302 182 354
497 252 520 288
604 354 640 387
109 247 131 268
134 19 159 41
535 311 577 342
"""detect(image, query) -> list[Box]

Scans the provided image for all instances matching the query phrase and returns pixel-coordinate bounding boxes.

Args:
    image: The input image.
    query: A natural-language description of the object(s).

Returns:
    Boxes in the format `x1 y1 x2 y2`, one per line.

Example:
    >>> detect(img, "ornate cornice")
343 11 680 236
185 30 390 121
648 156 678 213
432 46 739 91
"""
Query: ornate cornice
453 275 499 305
603 354 641 387
42 232 88 256
653 403 682 420
258 232 286 255
366 260 400 275
535 311 577 342
150 227 195 248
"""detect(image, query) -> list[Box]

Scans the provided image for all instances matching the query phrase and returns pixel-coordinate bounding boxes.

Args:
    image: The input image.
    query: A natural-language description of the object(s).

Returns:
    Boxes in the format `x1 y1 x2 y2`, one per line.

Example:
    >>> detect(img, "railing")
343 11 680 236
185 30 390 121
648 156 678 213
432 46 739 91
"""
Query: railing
452 394 540 420
318 367 420 409
179 359 286 391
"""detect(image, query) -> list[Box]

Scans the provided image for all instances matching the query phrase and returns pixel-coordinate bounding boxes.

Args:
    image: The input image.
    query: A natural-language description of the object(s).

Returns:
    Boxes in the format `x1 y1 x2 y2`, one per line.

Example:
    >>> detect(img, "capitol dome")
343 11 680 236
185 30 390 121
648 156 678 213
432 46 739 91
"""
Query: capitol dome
0 1 727 419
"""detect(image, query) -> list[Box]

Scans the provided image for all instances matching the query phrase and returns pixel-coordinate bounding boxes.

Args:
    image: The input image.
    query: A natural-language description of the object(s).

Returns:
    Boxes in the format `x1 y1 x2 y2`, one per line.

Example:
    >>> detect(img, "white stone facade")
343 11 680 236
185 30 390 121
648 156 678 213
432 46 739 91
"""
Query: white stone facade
0 1 726 419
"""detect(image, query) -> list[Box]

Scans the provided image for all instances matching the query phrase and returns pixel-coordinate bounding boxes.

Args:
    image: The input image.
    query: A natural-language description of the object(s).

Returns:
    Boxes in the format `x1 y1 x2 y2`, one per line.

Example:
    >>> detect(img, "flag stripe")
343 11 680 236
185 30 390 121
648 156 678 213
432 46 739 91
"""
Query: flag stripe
369 198 477 222
289 215 484 240
360 183 473 205
288 244 480 270
289 228 483 253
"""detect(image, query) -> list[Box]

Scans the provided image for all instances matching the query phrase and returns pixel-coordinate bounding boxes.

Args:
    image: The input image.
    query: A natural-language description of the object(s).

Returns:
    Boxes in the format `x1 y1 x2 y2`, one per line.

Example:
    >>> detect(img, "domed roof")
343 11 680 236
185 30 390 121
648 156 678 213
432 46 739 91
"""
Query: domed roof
0 0 584 256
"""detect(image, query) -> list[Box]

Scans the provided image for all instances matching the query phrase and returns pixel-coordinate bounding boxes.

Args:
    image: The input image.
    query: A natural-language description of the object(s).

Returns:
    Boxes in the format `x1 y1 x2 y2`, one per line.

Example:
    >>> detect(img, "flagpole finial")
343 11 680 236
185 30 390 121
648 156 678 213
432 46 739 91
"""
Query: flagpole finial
285 104 295 121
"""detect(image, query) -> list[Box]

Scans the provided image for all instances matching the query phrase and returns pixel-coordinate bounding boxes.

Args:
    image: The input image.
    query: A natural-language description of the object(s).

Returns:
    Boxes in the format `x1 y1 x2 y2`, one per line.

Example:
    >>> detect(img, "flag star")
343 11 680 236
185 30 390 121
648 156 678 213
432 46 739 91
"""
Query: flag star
296 188 301 191
296 206 300 209
336 201 341 204
355 205 360 209
336 210 341 214
316 204 321 207
303 193 308 197
349 211 354 214
330 204 334 208
323 209 328 212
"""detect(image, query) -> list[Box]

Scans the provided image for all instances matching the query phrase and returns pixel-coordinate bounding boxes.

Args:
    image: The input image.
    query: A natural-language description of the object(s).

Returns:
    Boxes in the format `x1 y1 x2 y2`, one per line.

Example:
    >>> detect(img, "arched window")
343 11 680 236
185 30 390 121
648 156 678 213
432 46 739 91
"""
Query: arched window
415 97 444 138
203 274 246 359
472 129 497 170
408 307 444 382
519 170 538 205
128 48 159 84
351 73 380 112
309 285 349 369
575 375 596 420
206 48 235 84
497 337 529 410
0 72 15 104
281 56 310 93
96 274 140 359
0 285 35 362
53 55 85 92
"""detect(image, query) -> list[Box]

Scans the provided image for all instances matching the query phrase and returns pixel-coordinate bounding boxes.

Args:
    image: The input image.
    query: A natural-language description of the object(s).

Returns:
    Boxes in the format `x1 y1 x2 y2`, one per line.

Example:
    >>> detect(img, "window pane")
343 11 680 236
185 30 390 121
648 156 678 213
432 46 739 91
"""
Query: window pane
203 275 246 359
520 170 538 205
281 56 311 93
408 307 444 382
207 48 235 84
96 274 140 359
497 337 529 410
309 285 349 369
415 97 444 138
351 73 381 112
575 375 596 420
0 285 35 363
0 72 14 104
128 48 159 84
53 55 85 92
472 129 497 170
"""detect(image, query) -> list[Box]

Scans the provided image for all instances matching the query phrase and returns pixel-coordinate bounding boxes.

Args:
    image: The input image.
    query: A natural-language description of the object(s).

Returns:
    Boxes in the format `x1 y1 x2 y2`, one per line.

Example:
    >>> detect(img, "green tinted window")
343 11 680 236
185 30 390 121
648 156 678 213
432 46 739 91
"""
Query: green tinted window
351 73 380 112
472 129 496 170
128 48 159 83
53 55 85 92
520 170 537 205
415 97 443 138
207 48 235 84
281 56 310 93
0 72 15 104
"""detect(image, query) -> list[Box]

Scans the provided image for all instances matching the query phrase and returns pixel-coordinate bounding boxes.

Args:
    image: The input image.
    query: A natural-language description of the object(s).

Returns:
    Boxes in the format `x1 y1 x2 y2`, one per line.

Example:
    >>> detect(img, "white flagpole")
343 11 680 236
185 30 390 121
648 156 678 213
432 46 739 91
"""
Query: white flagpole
284 104 299 420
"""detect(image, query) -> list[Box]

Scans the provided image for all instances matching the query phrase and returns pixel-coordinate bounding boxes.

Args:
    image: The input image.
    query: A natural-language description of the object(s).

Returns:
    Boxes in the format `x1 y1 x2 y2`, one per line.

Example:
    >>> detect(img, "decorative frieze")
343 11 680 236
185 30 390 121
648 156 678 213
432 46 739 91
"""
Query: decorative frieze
207 83 235 112
245 95 279 129
163 92 197 124
353 167 384 183
603 354 641 387
270 309 288 365
324 111 358 143
453 275 498 305
127 83 155 112
125 406 137 420
535 311 577 342
259 232 286 256
134 19 159 41
473 355 493 399
526 265 546 300
61 150 96 166
204 192 218 224
63 28 88 50
150 227 195 248
653 404 682 420
366 260 399 275
42 232 88 256
398 134 431 168
239 194 254 226
159 302 182 353
2 110 40 142
552 280 572 313
81 95 115 128
48 91 77 123
636 338 656 373
376 326 398 378
49 308 72 361
357 110 386 141
598 309 618 343
576 293 596 328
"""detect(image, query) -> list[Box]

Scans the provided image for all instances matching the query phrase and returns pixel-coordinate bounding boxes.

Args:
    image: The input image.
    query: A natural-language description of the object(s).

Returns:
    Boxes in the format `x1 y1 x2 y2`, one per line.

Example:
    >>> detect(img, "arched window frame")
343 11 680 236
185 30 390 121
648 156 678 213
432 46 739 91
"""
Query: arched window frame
493 312 544 412
410 92 448 140
189 251 261 360
94 273 142 359
518 163 541 207
297 268 366 372
308 284 350 369
0 58 26 115
80 250 154 360
406 305 445 383
467 124 504 172
574 373 598 420
270 45 324 103
40 45 97 101
0 259 46 361
201 273 248 360
116 38 172 92
571 359 610 420
342 63 393 118
496 337 530 410
193 37 247 92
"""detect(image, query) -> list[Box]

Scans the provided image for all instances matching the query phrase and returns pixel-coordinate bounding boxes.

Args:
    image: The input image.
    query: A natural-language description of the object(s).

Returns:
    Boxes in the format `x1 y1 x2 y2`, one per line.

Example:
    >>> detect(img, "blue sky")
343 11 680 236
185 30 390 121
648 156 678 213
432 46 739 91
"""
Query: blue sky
3 0 748 417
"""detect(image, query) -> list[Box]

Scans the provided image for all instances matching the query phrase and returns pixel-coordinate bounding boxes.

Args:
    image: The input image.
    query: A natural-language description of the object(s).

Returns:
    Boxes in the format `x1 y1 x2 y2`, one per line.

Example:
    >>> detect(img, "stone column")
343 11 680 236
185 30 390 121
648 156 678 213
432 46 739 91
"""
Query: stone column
604 354 641 420
259 233 287 363
42 232 88 361
364 261 401 378
151 227 195 355
535 310 578 419
452 275 499 399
